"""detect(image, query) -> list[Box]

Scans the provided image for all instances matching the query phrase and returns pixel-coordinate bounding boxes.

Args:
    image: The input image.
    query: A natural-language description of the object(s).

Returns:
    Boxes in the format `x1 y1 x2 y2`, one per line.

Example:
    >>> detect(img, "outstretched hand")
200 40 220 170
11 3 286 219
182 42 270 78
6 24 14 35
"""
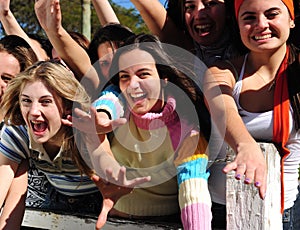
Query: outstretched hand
92 167 151 229
62 106 126 134
223 142 267 199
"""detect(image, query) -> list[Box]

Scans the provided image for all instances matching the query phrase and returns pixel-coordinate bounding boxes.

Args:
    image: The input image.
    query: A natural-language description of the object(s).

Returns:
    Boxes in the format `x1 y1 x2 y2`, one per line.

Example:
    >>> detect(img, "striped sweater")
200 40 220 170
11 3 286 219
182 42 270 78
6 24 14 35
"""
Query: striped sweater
0 124 97 196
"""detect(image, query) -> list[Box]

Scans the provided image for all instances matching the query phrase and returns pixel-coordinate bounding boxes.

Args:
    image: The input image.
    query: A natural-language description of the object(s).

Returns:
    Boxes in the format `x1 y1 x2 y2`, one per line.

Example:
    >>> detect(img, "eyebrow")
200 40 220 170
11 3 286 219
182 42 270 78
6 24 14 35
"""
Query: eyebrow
119 67 153 73
184 0 196 4
241 7 281 17
20 94 54 99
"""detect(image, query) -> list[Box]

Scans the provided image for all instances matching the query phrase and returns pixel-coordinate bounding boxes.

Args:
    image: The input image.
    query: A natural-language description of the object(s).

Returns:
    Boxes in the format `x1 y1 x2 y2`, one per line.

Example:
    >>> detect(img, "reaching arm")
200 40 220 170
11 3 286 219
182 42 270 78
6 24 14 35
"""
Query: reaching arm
34 0 99 98
0 159 28 229
91 0 119 25
174 132 212 229
130 0 193 50
64 106 150 229
0 154 19 220
0 0 48 60
203 63 267 199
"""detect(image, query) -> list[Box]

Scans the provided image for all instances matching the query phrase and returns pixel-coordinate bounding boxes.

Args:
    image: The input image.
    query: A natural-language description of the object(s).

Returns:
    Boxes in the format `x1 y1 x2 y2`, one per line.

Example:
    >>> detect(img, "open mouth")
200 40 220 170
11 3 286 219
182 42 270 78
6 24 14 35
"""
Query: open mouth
130 92 147 102
195 24 212 36
31 120 48 134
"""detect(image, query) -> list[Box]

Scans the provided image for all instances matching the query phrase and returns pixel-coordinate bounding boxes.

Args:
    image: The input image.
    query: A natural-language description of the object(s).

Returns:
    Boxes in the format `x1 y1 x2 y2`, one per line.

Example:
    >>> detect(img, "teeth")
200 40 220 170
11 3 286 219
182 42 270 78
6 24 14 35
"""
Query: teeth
195 24 210 30
254 34 271 40
131 93 145 98
31 120 43 124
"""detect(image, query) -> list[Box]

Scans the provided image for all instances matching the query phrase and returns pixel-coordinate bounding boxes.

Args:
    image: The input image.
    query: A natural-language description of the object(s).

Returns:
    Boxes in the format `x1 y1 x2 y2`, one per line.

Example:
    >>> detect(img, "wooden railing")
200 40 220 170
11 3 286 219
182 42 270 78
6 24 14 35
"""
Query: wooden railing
21 142 282 230
226 143 282 230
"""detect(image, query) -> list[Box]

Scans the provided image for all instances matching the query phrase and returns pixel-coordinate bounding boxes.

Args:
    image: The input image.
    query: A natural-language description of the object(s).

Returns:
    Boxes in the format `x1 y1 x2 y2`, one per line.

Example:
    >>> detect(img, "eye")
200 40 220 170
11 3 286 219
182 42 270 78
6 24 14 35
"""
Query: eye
265 10 280 19
41 99 53 105
99 60 110 68
139 72 150 78
119 73 129 81
1 74 14 84
242 14 256 21
184 3 196 12
204 1 218 8
20 98 32 106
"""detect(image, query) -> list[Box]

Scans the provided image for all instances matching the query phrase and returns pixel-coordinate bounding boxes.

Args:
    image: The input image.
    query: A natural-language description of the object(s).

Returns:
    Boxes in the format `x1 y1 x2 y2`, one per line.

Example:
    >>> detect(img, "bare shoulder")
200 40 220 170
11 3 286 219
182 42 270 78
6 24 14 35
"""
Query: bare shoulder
204 57 245 87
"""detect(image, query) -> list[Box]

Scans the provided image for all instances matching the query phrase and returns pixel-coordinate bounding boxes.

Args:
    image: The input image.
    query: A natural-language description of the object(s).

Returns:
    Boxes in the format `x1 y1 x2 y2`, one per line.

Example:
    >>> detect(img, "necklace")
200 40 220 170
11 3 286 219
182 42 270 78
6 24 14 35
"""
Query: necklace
255 72 276 92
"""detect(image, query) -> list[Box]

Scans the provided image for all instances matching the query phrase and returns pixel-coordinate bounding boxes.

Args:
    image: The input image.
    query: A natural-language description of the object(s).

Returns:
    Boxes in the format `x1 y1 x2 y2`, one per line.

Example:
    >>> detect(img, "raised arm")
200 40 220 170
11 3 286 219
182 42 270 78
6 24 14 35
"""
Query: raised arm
34 0 99 98
91 0 119 25
130 0 192 49
203 63 267 199
0 0 48 60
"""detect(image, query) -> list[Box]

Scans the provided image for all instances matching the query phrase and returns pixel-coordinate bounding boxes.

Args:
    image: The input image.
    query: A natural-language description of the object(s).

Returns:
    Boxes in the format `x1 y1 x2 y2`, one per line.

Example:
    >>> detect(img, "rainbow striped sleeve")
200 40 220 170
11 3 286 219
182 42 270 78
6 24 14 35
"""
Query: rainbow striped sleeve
92 84 124 120
175 132 212 230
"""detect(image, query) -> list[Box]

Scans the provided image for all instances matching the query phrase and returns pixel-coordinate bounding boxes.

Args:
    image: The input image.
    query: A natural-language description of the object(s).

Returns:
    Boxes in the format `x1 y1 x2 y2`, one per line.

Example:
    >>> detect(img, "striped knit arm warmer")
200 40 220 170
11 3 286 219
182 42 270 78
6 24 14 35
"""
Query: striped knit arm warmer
176 154 212 230
92 84 124 120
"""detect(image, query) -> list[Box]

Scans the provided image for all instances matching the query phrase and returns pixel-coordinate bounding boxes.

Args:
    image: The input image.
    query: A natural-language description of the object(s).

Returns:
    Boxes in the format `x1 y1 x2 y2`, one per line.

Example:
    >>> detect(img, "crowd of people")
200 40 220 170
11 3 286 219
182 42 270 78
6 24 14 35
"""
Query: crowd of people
0 0 299 229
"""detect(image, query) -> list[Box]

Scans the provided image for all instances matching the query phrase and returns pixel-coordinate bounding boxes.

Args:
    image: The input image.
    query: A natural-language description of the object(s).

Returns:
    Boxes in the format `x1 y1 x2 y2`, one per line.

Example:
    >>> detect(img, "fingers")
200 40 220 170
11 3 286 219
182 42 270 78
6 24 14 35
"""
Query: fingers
254 166 267 199
222 161 237 174
128 176 151 188
111 118 127 128
223 161 267 200
95 112 127 134
96 198 114 230
73 107 91 119
61 117 72 127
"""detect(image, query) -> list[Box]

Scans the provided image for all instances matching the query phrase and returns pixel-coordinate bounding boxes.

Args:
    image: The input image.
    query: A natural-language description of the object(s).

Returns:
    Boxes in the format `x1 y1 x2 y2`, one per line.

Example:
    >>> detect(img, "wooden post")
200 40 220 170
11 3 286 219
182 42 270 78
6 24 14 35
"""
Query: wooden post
226 143 282 229
81 0 91 41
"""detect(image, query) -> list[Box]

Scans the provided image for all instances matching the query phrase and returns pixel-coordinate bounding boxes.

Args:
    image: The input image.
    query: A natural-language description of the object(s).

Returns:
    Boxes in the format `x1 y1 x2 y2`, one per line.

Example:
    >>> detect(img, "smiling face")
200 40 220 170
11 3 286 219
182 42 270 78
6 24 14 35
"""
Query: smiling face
20 80 63 144
0 51 20 103
184 0 226 46
118 49 163 115
237 0 293 52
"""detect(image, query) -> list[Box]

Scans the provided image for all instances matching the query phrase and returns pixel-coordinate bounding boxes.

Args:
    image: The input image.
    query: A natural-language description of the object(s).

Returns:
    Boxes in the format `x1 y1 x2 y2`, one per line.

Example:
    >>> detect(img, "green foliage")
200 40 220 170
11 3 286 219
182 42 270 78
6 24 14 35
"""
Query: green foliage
0 0 149 39
111 4 149 34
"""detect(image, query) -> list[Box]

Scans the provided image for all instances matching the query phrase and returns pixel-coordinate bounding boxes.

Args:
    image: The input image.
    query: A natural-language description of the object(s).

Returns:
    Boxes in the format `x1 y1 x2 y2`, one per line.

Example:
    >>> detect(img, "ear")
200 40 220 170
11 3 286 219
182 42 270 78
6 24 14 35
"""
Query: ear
162 77 168 88
63 107 72 119
290 19 295 28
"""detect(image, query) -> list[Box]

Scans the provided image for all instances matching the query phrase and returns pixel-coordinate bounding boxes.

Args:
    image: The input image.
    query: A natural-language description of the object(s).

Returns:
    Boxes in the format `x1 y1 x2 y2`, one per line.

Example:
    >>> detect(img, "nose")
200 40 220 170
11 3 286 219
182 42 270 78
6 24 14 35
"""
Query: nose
195 2 207 19
128 75 141 89
29 102 42 117
255 15 269 30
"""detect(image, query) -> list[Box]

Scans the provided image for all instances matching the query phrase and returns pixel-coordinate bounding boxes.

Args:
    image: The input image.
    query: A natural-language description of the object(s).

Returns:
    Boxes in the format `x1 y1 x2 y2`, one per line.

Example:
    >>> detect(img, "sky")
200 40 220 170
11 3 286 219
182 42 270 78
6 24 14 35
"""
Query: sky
112 0 166 9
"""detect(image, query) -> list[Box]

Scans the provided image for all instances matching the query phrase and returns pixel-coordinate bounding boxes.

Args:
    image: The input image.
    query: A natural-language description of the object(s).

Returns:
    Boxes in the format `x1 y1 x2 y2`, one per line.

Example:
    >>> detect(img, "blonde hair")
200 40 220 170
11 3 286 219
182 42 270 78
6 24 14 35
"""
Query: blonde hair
1 61 94 176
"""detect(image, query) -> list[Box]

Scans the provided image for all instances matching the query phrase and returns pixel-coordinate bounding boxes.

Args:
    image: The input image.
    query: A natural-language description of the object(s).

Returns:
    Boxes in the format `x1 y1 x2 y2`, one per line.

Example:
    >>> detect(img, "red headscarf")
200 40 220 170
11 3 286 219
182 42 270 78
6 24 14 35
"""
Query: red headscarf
234 0 295 20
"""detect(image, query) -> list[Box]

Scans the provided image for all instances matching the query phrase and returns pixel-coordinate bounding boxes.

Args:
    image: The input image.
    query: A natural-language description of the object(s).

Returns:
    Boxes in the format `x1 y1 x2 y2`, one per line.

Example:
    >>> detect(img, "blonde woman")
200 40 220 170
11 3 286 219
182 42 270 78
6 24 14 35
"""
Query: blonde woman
0 61 98 228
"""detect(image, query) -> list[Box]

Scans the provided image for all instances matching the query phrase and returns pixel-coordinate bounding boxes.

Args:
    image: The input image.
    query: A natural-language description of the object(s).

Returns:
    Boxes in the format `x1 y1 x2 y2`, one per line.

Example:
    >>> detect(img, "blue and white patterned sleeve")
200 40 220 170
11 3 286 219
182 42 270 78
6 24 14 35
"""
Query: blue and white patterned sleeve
92 84 124 120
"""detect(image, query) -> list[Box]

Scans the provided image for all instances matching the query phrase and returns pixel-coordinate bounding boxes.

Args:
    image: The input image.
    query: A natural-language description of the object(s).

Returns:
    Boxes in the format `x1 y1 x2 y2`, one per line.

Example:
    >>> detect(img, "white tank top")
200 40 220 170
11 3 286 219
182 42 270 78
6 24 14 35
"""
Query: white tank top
232 54 300 209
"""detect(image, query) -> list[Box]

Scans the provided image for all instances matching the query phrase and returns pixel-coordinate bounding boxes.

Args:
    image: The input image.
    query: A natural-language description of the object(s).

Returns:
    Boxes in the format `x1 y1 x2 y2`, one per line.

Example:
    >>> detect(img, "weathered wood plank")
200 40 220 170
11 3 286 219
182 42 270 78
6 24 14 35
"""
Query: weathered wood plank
226 143 281 230
21 209 183 229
